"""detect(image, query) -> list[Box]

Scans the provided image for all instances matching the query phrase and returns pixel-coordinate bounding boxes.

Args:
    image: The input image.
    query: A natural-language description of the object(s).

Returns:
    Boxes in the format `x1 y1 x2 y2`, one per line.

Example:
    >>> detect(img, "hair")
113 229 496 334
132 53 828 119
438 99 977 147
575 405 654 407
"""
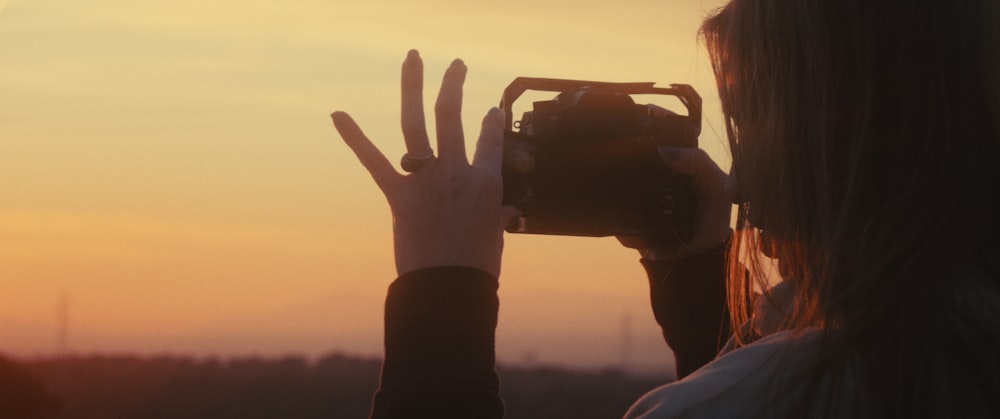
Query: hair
701 0 1000 417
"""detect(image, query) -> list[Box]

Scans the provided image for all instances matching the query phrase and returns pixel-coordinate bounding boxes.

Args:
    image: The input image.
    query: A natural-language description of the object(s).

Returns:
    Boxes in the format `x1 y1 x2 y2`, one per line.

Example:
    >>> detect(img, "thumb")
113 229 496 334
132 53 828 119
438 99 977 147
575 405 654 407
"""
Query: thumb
499 205 521 230
658 146 729 197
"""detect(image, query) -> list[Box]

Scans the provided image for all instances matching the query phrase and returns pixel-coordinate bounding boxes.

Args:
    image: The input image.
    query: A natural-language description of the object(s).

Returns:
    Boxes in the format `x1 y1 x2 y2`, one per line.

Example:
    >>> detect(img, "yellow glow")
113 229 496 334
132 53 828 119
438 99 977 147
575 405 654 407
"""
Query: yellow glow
0 0 731 370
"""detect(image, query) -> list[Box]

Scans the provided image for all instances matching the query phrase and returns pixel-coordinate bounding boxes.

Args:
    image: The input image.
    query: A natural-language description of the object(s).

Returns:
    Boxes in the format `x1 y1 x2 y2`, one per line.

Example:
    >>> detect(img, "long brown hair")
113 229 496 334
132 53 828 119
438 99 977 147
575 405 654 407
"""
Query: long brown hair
702 0 1000 416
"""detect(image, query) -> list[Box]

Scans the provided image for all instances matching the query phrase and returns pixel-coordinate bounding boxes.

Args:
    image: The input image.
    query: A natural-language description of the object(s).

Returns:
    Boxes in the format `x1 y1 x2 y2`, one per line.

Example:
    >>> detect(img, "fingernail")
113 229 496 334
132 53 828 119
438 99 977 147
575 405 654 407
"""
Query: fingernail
450 58 465 68
658 146 681 161
407 49 419 60
488 107 501 115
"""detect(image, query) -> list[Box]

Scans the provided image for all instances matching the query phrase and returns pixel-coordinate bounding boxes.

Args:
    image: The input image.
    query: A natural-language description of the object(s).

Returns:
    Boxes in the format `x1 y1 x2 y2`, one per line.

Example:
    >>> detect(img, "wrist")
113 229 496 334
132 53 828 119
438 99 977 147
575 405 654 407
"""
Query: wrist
638 242 724 262
638 232 730 262
394 237 504 278
639 246 686 261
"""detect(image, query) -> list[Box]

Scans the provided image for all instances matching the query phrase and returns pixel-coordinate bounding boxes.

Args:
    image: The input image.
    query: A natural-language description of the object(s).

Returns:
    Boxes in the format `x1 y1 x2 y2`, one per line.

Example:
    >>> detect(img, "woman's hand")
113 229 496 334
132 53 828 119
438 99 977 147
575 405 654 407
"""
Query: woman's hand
618 147 732 260
332 50 519 278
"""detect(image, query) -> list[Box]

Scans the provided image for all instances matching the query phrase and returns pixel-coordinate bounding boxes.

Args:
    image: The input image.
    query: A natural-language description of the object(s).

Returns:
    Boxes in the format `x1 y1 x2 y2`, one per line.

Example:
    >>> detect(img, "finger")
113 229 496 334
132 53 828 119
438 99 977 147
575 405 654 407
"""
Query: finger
435 58 467 164
658 147 725 178
499 205 521 228
659 146 729 200
401 49 433 159
472 107 505 174
332 111 399 191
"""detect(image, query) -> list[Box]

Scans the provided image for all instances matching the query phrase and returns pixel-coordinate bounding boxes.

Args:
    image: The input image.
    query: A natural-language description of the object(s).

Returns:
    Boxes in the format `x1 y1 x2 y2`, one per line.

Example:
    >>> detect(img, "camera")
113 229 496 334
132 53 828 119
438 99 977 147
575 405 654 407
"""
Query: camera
499 77 702 243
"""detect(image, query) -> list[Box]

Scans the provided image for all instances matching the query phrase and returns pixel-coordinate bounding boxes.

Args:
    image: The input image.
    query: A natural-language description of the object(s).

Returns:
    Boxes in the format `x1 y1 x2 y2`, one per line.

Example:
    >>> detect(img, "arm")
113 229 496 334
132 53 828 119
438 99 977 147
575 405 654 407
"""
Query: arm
371 267 503 419
641 242 730 379
620 148 734 379
332 50 517 419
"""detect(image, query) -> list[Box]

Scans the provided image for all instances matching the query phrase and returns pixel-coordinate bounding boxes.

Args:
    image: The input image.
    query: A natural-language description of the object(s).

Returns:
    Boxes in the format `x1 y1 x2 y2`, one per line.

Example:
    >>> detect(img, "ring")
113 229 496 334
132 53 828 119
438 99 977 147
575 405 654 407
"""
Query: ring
400 152 435 172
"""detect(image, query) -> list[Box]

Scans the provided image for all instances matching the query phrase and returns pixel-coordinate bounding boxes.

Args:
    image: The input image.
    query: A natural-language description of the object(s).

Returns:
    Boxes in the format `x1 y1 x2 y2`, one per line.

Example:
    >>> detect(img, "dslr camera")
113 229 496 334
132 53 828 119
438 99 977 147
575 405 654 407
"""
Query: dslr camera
499 77 702 244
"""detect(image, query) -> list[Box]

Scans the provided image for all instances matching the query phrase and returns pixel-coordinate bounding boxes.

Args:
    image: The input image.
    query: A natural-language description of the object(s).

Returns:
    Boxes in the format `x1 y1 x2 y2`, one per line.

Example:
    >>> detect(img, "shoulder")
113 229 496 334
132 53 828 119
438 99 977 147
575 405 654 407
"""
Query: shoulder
625 328 821 419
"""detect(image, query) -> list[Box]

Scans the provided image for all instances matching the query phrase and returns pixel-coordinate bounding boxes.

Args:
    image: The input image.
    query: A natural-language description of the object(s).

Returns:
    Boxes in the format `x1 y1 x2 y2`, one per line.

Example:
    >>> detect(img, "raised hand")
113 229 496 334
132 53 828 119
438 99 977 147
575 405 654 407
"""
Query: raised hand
618 147 732 260
332 50 519 278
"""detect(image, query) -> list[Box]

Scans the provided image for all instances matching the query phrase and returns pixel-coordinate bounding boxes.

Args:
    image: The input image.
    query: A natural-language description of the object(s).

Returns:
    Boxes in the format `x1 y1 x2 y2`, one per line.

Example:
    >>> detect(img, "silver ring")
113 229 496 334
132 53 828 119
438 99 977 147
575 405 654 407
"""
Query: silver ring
400 152 435 172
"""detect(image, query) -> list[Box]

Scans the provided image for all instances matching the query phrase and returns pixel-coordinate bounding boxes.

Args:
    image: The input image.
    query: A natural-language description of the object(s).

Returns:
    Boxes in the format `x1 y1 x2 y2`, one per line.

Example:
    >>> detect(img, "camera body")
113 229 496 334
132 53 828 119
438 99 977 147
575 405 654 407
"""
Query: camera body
499 78 702 243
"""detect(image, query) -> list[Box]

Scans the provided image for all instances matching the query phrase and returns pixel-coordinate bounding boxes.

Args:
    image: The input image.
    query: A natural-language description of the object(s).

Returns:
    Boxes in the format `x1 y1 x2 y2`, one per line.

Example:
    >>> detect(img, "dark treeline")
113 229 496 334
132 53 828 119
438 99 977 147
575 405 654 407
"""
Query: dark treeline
1 353 671 419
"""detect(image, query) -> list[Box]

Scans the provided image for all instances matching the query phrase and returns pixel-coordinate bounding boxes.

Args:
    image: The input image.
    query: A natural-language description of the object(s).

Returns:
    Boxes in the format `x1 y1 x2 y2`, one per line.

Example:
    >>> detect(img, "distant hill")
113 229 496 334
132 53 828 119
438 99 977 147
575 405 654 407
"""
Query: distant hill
4 353 671 419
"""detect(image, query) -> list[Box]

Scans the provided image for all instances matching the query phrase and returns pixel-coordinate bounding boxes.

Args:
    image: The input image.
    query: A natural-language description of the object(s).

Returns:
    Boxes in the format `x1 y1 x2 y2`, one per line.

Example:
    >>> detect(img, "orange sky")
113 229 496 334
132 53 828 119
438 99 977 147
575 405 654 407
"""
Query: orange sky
0 0 731 373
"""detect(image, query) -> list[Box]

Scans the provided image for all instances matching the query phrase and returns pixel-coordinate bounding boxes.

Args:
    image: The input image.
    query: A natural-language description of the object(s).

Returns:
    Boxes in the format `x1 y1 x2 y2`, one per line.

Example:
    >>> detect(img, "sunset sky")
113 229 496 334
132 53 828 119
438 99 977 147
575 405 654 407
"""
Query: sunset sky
0 0 731 373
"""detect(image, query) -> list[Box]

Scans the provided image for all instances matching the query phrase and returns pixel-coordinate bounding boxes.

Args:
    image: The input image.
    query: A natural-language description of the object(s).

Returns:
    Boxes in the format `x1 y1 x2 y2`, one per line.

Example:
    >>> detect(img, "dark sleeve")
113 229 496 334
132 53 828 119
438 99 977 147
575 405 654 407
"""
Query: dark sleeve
641 241 730 379
369 266 504 419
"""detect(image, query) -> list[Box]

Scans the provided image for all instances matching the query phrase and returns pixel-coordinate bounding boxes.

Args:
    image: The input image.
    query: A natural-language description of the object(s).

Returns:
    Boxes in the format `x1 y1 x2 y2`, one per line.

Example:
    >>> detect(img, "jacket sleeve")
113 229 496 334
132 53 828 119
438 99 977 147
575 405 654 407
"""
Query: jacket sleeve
641 241 731 379
369 266 504 419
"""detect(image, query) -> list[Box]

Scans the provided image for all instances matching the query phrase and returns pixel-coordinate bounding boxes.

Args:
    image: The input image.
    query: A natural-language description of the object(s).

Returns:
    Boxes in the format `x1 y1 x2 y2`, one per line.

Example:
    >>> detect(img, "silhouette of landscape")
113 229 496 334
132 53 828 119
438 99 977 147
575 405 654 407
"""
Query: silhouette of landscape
1 353 672 419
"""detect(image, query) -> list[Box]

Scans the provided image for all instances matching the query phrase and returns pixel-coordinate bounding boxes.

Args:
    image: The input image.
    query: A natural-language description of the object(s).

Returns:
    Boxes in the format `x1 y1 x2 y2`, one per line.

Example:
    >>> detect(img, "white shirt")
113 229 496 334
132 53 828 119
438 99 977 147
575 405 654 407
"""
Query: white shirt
624 275 997 418
625 328 821 418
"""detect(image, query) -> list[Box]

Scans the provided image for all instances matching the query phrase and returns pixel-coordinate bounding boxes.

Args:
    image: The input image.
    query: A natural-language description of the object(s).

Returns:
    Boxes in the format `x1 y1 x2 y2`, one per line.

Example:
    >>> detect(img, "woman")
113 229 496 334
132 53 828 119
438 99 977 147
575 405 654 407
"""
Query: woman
332 0 1000 417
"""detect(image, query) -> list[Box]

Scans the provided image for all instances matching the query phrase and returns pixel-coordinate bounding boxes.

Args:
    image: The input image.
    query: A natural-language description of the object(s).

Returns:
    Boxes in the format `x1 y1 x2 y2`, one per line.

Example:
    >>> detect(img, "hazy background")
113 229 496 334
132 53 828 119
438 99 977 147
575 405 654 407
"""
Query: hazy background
0 0 731 374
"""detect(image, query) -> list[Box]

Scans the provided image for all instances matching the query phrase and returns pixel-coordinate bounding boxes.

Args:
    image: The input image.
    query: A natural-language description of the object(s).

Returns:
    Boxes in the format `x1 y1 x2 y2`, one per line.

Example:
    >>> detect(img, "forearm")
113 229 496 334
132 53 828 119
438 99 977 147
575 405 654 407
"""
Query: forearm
370 267 504 419
642 242 730 379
